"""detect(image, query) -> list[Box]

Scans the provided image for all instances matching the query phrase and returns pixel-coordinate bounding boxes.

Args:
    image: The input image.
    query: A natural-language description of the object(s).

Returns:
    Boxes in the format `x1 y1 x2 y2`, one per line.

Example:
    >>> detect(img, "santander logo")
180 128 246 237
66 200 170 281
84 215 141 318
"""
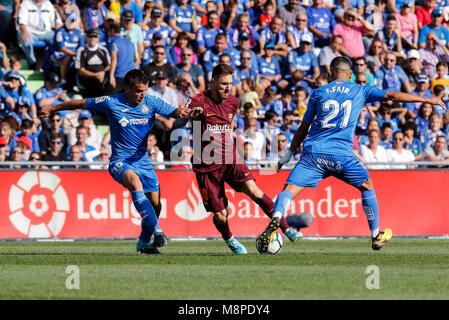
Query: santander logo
175 181 210 221
8 172 70 238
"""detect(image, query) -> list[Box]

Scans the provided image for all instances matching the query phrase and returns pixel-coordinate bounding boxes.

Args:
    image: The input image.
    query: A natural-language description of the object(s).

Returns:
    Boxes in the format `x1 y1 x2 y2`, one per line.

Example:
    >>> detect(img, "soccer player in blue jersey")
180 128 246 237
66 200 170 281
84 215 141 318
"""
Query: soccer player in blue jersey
257 57 445 253
39 69 198 254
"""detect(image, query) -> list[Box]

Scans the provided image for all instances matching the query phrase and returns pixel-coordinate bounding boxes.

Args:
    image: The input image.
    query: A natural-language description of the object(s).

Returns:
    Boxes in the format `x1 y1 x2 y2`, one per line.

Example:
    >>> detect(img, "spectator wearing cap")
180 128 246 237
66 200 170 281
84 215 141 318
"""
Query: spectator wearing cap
404 73 433 118
2 71 37 123
395 0 419 50
332 8 374 59
38 112 67 155
14 135 32 160
196 11 223 54
374 51 412 93
416 0 437 30
375 14 405 59
80 0 109 31
174 46 206 92
258 16 288 58
318 35 342 75
109 0 144 27
98 11 118 47
17 0 62 70
14 96 34 124
419 31 449 79
141 31 164 66
105 22 136 95
68 109 102 151
257 42 289 91
142 6 175 48
306 0 337 48
50 12 85 90
147 70 179 107
75 28 111 97
120 10 144 64
230 32 259 72
35 72 71 118
286 11 315 50
141 45 177 87
226 12 261 49
278 0 305 28
418 8 449 49
288 33 319 86
168 0 198 41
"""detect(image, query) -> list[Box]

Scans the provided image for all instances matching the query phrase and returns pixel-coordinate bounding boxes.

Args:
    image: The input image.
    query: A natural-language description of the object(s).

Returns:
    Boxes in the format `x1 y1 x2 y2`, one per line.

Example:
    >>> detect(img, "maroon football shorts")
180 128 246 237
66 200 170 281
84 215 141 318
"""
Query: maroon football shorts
195 163 255 213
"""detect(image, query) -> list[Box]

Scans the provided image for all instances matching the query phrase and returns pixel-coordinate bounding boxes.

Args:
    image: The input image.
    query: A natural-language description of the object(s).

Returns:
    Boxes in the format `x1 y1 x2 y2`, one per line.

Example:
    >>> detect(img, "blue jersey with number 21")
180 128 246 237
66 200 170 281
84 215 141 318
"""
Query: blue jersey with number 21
302 79 387 156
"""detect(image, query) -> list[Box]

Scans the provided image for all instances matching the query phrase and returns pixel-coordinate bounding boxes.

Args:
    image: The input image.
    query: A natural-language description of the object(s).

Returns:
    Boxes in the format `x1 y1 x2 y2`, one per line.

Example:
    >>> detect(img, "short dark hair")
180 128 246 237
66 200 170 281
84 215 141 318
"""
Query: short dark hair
109 22 121 33
265 109 278 121
124 69 149 87
50 131 62 140
330 57 351 76
402 121 418 136
21 119 33 129
212 63 234 80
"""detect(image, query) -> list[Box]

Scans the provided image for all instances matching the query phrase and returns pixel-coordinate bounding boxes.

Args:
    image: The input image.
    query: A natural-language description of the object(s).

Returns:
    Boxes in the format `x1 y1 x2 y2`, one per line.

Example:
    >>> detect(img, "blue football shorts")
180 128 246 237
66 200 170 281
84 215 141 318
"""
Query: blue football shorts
108 157 160 193
286 152 370 189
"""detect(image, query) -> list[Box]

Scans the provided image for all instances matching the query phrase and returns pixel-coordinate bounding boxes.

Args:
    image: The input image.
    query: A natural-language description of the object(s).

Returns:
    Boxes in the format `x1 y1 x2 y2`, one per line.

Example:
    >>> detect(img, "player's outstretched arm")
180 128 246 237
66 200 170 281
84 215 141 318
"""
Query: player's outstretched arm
278 121 311 171
385 92 445 110
40 99 88 118
172 107 203 129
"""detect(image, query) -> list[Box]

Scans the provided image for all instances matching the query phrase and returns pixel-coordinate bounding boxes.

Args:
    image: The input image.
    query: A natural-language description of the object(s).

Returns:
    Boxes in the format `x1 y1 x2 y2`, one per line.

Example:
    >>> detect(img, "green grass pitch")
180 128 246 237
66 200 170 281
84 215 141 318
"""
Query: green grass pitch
1 238 449 300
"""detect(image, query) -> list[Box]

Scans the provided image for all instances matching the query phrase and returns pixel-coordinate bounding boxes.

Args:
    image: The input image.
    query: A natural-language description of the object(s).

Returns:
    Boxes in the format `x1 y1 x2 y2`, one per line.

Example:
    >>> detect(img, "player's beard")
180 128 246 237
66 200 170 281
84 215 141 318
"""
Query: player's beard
218 89 229 100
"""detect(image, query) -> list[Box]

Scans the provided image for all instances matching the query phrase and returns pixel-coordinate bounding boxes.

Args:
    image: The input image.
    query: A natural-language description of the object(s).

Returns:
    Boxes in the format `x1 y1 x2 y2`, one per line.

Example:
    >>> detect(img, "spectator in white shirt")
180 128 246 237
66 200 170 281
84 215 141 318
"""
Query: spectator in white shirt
147 132 165 169
17 0 62 70
386 131 416 169
360 129 390 169
147 70 178 107
67 109 102 150
423 135 449 168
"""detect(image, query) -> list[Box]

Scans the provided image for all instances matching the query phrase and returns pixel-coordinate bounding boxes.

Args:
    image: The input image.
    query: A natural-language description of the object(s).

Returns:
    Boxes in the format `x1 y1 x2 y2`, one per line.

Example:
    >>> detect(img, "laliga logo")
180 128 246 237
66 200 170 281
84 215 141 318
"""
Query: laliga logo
174 181 210 221
8 172 69 238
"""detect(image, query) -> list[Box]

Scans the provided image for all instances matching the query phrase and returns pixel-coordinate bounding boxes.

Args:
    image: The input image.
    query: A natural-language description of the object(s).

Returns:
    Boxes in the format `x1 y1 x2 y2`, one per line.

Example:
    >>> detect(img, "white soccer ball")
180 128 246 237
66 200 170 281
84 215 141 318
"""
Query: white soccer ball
267 232 283 254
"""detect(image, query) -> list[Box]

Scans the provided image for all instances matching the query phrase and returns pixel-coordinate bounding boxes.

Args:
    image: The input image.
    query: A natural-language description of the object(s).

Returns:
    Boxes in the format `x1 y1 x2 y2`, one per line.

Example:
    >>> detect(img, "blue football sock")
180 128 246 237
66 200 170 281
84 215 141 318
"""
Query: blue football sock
131 191 159 243
362 189 379 238
273 190 293 219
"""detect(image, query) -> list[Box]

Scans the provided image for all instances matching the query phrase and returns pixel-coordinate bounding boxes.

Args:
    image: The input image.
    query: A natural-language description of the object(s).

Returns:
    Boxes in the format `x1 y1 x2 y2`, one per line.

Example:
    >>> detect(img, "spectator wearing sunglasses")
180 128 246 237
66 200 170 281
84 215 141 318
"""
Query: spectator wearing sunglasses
8 146 25 169
350 57 374 85
29 152 43 170
38 112 67 154
41 132 67 169
386 131 416 169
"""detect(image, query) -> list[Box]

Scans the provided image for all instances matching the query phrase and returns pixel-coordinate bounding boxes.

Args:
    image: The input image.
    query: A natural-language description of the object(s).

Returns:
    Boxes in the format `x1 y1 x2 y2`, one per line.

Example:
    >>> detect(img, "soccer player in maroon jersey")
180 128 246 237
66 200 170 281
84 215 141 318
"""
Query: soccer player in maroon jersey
173 64 302 254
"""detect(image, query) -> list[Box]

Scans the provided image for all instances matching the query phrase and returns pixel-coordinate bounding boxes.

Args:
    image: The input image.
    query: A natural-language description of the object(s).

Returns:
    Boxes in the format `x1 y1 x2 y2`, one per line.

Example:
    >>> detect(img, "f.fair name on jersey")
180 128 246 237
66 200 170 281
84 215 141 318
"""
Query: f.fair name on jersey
325 85 350 94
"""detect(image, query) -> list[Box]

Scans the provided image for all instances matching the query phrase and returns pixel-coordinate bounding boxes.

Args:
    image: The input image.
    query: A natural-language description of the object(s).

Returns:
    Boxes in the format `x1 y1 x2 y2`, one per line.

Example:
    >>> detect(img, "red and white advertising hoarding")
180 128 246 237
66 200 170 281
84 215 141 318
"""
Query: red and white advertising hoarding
1 170 448 239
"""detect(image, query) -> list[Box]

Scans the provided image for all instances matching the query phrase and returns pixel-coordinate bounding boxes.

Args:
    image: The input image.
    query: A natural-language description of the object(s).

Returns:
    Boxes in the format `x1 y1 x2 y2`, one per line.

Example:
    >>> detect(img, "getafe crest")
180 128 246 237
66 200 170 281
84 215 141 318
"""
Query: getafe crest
141 104 149 114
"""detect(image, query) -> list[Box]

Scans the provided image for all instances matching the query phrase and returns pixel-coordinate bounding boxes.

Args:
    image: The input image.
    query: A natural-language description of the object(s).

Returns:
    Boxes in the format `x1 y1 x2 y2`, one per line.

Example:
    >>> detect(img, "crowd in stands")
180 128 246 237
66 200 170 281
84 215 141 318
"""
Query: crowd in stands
1 0 449 169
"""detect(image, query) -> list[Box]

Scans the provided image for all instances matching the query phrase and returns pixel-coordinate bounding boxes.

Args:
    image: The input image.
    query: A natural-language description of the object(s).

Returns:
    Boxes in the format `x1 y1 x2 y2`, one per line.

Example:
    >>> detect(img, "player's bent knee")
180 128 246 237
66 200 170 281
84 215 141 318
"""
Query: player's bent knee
213 210 228 224
359 179 374 192
121 170 143 192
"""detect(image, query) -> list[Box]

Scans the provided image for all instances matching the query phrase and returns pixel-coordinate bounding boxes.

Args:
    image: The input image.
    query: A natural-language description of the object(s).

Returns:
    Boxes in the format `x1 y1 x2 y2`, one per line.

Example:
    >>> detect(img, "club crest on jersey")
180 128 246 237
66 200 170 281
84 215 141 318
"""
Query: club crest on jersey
95 96 109 103
229 113 233 120
141 104 149 114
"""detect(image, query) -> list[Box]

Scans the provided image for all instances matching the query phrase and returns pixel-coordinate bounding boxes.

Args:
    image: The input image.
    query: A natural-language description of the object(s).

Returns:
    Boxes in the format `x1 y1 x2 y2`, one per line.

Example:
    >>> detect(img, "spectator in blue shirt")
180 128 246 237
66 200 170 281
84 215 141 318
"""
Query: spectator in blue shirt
35 72 71 119
418 8 449 49
117 0 144 27
374 51 412 92
196 11 223 54
168 0 198 40
80 0 109 31
404 73 433 118
202 33 230 81
142 6 175 48
307 0 337 48
259 16 289 58
257 42 289 92
375 14 405 59
287 33 320 86
2 71 37 123
52 12 85 90
105 22 136 94
226 12 261 50
236 48 260 85
287 11 315 50
230 32 259 72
